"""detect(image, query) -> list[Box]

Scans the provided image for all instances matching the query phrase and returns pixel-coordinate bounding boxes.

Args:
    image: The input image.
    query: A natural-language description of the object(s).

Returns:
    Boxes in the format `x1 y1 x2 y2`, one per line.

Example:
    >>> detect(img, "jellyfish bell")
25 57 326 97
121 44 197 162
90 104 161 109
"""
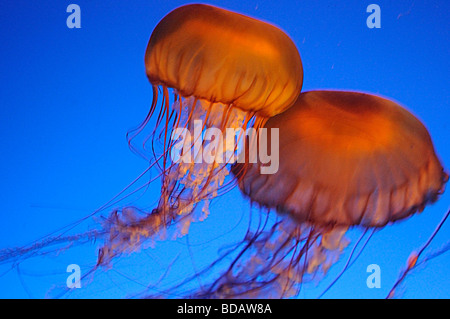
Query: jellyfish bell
145 3 303 117
234 90 447 227
99 4 303 265
225 90 447 298
232 91 445 222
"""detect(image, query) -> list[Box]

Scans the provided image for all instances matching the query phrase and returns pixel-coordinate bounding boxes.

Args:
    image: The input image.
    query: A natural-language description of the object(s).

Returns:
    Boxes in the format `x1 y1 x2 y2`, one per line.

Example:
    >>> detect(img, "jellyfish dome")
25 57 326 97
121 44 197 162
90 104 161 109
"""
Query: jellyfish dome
223 90 448 298
234 90 447 227
145 4 303 117
100 4 303 266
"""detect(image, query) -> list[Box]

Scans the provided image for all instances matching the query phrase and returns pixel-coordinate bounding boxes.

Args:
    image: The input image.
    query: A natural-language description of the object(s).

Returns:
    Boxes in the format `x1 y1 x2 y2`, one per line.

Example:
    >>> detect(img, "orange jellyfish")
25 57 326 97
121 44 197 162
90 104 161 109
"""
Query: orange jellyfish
98 4 303 266
210 90 448 298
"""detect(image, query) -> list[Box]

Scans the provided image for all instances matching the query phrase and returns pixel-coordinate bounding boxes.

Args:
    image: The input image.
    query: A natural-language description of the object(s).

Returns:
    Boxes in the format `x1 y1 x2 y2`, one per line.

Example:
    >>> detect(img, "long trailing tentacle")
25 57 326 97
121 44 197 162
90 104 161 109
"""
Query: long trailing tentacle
387 208 450 298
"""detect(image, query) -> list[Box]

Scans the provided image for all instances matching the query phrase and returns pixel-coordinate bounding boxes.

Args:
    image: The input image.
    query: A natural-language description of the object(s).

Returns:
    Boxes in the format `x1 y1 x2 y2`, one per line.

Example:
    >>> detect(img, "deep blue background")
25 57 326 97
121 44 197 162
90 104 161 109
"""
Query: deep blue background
0 0 449 298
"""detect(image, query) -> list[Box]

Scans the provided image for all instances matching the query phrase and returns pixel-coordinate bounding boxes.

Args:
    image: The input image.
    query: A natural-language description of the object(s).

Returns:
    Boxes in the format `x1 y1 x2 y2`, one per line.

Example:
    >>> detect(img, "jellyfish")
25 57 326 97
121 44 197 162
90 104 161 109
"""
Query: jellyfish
201 90 448 298
97 4 303 267
0 3 304 298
